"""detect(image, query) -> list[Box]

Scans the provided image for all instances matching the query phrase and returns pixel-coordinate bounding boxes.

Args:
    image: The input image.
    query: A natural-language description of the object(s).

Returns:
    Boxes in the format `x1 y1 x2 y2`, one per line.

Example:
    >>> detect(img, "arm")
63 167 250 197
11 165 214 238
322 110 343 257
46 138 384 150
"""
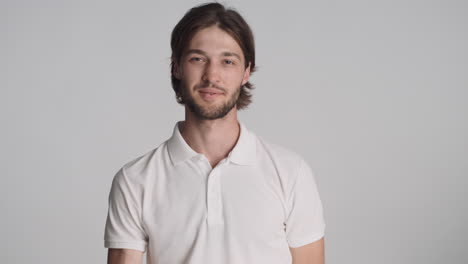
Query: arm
108 248 143 264
289 237 325 264
104 168 148 263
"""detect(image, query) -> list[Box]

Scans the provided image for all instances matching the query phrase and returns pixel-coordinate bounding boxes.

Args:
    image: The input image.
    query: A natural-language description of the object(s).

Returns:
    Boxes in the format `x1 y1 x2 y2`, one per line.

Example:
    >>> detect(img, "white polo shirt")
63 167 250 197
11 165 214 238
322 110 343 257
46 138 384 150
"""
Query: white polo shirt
104 121 325 264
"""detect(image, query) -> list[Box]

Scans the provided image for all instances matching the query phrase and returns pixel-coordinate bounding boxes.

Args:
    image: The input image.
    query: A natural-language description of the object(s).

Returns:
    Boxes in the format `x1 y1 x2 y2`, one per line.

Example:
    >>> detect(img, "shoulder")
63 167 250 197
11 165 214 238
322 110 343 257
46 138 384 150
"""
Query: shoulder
253 134 313 188
255 134 306 169
113 142 168 186
252 133 317 200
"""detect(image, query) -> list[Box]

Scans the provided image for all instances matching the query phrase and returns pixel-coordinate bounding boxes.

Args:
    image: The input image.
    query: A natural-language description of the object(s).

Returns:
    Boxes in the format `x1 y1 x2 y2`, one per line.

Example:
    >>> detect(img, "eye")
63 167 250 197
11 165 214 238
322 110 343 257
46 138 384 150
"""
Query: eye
189 57 205 63
224 59 235 65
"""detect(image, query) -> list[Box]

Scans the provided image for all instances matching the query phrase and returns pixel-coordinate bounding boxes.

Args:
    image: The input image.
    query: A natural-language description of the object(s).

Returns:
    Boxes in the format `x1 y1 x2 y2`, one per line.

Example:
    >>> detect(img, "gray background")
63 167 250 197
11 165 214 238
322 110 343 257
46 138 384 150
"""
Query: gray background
3 0 467 263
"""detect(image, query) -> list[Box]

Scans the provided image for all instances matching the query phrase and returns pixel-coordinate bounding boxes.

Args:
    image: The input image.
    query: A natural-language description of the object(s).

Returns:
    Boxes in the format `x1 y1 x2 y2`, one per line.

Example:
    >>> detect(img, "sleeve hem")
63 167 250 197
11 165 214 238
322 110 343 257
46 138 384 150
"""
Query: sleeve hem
104 240 147 253
287 231 325 248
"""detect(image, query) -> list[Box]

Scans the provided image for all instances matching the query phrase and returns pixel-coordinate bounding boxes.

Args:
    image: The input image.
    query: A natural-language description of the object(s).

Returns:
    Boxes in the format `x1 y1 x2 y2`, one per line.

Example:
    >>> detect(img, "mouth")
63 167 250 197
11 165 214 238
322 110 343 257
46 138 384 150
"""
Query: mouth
198 89 224 100
200 91 220 96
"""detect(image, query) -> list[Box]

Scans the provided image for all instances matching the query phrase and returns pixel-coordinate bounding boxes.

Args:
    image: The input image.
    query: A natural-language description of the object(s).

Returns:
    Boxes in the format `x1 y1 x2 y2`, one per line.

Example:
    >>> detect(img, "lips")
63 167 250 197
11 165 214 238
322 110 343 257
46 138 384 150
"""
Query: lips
200 91 219 96
198 88 224 96
198 88 224 100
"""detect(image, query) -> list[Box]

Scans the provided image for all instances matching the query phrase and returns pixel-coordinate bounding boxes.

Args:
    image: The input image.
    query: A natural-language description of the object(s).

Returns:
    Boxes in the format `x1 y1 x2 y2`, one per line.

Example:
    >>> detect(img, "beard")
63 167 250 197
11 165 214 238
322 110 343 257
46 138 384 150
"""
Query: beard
180 80 241 120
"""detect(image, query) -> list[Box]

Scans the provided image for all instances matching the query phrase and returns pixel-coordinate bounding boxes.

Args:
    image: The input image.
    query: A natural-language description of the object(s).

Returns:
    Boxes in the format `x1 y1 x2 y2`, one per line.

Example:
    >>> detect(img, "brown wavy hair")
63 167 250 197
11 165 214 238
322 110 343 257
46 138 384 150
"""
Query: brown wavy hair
170 2 256 110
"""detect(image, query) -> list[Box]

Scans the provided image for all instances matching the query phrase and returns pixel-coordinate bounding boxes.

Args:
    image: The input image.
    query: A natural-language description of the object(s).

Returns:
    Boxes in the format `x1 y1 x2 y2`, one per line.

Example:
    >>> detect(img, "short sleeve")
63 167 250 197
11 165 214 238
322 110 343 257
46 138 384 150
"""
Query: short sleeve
104 167 148 252
285 159 326 248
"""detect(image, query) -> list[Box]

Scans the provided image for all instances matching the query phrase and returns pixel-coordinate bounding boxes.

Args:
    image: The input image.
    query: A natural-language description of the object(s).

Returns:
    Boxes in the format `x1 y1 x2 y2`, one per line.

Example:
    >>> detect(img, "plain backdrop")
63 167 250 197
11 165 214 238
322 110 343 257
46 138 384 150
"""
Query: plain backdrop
2 0 467 263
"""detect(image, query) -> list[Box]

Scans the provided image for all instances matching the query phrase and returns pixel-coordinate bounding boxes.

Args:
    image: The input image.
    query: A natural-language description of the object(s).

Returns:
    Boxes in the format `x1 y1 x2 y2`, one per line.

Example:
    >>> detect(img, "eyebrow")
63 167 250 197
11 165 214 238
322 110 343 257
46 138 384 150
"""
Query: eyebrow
185 49 242 61
221 52 242 61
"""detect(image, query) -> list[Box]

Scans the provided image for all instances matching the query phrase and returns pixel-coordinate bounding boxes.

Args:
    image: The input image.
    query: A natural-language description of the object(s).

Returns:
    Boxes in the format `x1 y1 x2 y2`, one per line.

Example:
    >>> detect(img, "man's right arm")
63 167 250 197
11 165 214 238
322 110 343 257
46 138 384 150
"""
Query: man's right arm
105 168 148 263
107 248 143 264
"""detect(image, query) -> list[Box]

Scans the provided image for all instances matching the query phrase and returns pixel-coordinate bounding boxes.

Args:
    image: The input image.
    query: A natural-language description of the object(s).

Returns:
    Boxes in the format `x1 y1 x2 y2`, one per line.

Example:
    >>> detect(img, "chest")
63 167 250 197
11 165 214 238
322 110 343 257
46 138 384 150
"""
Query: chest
142 160 288 245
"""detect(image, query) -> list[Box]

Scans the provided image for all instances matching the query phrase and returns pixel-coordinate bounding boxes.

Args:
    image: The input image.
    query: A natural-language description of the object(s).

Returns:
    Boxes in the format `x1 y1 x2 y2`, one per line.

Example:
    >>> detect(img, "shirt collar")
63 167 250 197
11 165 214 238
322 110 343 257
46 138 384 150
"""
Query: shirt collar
167 120 256 166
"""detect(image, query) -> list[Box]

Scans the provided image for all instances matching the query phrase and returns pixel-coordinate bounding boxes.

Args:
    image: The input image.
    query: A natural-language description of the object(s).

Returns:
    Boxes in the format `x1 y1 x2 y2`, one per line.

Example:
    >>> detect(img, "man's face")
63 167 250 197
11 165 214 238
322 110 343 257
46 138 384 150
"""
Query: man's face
175 25 251 120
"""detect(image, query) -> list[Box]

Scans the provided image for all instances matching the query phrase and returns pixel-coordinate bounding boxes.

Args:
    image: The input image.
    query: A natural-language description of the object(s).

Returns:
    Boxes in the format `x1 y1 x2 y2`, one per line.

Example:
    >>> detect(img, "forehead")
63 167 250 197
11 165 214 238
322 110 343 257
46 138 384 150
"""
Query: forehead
187 26 244 58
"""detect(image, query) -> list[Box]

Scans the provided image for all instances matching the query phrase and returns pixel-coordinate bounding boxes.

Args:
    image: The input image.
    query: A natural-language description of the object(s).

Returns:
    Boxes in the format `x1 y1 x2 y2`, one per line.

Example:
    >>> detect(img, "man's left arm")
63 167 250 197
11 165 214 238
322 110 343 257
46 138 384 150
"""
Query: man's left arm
284 158 326 263
289 237 325 264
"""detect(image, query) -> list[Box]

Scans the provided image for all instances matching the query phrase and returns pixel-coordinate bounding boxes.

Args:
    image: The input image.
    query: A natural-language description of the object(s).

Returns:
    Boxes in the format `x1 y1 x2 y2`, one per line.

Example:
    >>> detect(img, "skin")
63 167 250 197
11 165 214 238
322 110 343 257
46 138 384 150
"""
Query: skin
108 25 325 264
290 237 325 264
107 248 143 264
174 25 251 168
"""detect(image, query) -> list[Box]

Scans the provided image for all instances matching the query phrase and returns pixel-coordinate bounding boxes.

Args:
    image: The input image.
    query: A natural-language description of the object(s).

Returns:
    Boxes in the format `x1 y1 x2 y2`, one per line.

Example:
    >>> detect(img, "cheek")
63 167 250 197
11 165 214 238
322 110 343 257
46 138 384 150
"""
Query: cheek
182 66 203 83
225 68 245 83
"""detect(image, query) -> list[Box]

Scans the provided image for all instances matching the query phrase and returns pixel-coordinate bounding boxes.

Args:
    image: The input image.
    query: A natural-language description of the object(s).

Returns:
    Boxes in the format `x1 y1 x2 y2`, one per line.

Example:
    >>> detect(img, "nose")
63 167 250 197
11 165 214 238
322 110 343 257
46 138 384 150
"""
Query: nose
202 61 221 84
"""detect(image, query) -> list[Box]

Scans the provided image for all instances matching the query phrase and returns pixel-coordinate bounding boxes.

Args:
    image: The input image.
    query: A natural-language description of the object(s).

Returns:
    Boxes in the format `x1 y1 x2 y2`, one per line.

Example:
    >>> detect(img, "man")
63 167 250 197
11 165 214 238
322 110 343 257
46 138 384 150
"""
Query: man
104 2 325 264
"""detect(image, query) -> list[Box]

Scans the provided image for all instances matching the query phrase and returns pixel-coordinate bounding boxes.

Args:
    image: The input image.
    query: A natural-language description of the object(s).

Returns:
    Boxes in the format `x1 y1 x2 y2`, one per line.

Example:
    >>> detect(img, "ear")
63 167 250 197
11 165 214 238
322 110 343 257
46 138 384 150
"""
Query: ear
241 62 251 86
173 61 182 80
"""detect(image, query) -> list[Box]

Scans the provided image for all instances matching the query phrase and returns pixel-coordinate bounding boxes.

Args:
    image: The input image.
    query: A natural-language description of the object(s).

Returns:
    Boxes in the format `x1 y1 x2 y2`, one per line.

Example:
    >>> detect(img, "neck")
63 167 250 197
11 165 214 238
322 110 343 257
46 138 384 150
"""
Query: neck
180 107 240 168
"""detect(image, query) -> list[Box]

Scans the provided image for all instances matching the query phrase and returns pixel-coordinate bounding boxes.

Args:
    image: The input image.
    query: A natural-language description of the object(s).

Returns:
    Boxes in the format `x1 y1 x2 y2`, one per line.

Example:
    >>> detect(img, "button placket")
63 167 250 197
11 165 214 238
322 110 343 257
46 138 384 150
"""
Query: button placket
206 165 224 224
198 155 212 176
